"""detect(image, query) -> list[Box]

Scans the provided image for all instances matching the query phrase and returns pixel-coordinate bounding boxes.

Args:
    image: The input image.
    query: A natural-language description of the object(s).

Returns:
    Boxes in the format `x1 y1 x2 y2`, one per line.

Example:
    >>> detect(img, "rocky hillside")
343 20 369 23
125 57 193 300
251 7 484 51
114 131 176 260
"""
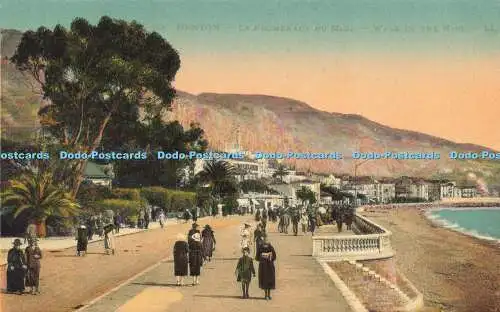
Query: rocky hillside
168 92 499 181
2 29 500 189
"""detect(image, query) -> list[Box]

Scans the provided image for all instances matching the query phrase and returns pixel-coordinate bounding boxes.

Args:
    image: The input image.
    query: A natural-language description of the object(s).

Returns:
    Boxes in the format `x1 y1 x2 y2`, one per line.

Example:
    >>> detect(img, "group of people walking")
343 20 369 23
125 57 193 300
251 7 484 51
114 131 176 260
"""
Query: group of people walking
237 221 277 300
173 223 216 286
6 238 42 295
257 206 319 236
75 222 116 256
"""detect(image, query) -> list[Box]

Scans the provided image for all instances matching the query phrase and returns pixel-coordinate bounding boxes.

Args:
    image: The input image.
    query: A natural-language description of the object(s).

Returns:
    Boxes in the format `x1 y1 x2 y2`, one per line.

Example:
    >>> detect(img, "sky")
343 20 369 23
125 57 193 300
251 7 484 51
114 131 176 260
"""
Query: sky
1 0 499 150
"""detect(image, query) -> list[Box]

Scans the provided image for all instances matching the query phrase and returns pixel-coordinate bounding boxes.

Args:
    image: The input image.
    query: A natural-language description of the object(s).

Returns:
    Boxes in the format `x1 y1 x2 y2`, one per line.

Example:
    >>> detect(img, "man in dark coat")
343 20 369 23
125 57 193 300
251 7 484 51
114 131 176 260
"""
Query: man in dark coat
25 238 42 294
291 209 300 236
173 233 189 286
7 239 27 294
255 235 277 300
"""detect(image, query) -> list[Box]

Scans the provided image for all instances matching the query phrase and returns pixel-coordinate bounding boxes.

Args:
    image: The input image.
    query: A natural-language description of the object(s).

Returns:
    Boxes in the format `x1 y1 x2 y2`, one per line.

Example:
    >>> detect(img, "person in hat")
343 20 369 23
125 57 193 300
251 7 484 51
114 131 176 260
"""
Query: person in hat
253 223 265 257
187 223 200 245
201 225 216 262
7 238 27 294
235 246 255 299
240 223 252 252
103 223 115 255
255 235 277 300
75 225 88 256
25 238 42 294
188 232 203 285
173 233 189 286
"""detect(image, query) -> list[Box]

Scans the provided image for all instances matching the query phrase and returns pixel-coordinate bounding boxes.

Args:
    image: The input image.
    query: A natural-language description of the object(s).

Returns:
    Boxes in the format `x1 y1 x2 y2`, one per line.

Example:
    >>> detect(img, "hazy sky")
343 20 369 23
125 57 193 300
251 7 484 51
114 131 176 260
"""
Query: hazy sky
1 0 499 150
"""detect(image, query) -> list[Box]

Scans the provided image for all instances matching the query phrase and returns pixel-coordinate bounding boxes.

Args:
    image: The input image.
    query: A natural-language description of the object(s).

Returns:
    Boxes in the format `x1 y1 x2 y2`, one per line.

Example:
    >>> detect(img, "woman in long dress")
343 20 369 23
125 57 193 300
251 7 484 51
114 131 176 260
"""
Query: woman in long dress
25 238 42 294
76 225 88 256
173 233 189 286
240 223 252 252
255 235 277 300
201 225 216 262
189 232 203 285
7 239 27 294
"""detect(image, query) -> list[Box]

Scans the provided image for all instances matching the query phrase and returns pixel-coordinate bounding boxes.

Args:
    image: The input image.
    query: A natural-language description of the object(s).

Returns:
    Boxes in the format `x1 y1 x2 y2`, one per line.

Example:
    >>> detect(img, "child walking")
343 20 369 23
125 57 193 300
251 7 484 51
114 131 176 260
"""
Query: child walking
235 247 255 299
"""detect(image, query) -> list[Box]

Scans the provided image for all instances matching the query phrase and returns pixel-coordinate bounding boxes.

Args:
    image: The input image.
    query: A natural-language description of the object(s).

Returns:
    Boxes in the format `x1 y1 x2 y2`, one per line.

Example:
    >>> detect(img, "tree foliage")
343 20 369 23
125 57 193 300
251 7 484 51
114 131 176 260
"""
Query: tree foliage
1 170 80 225
196 160 239 200
296 186 317 205
110 117 207 188
10 16 181 197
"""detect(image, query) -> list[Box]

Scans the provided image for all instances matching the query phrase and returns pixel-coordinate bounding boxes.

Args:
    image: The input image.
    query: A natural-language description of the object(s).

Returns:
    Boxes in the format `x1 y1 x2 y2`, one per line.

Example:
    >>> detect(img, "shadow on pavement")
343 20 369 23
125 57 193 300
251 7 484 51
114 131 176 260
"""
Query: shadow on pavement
194 294 266 300
211 258 239 261
131 282 179 287
290 254 312 257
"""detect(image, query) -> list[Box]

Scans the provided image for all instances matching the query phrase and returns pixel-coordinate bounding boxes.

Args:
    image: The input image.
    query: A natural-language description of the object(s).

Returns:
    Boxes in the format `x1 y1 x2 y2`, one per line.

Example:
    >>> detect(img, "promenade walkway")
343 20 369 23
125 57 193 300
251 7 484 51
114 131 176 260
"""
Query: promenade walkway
82 221 352 312
0 221 171 266
0 216 241 312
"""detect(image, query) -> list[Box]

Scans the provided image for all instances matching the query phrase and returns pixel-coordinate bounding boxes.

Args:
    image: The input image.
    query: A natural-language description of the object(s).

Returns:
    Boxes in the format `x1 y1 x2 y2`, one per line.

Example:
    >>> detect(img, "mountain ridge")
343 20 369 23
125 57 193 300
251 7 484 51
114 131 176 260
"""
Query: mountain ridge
2 28 500 191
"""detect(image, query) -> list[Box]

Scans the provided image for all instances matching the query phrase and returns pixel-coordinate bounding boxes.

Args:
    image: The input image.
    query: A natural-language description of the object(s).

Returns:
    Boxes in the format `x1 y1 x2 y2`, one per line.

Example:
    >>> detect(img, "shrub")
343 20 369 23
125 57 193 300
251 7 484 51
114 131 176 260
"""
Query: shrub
96 199 143 219
112 188 141 201
140 187 196 212
140 187 169 209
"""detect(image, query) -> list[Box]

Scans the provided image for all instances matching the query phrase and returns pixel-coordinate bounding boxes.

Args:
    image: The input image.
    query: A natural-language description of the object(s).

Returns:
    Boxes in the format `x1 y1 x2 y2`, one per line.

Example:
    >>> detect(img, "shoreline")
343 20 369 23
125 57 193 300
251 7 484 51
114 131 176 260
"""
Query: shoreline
360 207 500 312
423 208 500 245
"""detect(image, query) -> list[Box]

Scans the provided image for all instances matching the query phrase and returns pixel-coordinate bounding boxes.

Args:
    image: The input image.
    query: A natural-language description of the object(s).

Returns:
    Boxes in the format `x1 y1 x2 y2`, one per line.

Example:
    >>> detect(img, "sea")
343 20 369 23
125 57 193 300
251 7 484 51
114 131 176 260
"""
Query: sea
426 208 500 243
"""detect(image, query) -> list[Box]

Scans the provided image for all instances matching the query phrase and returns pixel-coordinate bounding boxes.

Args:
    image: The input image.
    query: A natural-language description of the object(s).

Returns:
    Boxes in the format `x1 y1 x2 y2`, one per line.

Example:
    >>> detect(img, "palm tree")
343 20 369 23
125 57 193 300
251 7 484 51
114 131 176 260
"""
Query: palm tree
273 164 289 183
196 160 239 202
1 170 80 237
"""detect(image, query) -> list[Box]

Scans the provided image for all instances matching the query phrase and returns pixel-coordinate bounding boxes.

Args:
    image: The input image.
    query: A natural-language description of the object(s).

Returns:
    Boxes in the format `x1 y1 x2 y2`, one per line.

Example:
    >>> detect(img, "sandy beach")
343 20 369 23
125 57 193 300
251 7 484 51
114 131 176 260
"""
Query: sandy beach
361 208 500 312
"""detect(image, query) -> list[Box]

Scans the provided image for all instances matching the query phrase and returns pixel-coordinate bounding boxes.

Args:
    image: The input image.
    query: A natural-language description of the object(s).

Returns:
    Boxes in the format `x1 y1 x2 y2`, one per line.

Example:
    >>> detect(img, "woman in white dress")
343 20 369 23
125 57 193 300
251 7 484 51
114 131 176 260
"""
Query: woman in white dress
240 223 252 252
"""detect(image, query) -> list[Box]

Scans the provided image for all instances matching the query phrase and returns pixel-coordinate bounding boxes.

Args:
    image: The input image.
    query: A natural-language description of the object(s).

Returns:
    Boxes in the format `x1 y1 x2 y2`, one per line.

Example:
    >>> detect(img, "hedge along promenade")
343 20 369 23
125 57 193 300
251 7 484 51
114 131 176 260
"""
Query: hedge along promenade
95 187 196 221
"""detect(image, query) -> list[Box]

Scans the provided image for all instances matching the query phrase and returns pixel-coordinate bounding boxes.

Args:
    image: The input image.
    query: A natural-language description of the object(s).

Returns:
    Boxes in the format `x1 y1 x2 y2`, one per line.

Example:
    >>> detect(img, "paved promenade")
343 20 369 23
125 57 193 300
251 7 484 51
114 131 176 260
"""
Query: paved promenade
0 221 172 266
82 221 352 312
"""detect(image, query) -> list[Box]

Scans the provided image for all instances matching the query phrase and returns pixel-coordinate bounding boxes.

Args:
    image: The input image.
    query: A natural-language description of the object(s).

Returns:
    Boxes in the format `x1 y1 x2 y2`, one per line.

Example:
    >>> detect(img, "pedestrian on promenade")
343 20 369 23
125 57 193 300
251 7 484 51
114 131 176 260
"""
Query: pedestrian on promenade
255 235 276 300
114 213 121 234
7 238 27 294
240 223 252 253
158 209 166 228
235 247 256 299
336 211 344 233
255 209 261 222
292 209 300 236
189 232 203 285
76 225 88 256
254 223 265 257
24 223 37 245
86 217 94 241
25 238 42 295
183 208 191 223
173 233 189 286
192 206 198 222
308 212 316 236
201 225 216 262
103 224 115 255
345 208 354 230
300 212 308 234
188 223 200 245
144 208 150 229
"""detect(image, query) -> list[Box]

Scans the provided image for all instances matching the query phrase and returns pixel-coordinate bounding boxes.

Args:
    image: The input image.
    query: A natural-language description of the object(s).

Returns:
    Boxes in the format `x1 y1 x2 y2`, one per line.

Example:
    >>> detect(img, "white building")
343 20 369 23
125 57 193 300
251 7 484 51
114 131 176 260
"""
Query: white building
319 174 342 188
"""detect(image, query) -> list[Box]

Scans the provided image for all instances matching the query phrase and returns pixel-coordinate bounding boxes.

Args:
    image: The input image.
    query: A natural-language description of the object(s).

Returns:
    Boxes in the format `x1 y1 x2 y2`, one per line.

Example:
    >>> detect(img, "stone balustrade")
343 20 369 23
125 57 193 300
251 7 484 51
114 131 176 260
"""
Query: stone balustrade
312 214 394 261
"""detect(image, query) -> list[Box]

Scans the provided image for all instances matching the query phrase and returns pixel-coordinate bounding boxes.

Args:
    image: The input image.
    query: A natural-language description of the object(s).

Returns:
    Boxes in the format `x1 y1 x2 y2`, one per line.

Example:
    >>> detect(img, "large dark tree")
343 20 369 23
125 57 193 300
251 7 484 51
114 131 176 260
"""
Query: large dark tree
10 16 181 197
107 116 208 187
